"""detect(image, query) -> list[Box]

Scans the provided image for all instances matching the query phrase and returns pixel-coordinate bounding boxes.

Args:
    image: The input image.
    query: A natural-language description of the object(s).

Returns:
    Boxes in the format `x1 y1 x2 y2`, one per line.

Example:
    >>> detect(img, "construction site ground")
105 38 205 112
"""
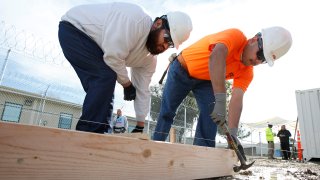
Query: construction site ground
215 157 320 180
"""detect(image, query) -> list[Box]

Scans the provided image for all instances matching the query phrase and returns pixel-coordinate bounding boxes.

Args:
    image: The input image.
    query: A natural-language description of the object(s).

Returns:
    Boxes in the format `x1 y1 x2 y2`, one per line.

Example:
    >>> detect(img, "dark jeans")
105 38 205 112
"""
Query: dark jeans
280 142 291 160
153 59 217 147
58 21 117 133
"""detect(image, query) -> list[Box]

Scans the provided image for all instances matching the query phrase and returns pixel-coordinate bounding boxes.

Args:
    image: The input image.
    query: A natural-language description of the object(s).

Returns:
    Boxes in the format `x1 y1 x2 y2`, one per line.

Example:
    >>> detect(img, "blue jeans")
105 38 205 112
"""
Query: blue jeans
58 21 116 133
153 58 217 147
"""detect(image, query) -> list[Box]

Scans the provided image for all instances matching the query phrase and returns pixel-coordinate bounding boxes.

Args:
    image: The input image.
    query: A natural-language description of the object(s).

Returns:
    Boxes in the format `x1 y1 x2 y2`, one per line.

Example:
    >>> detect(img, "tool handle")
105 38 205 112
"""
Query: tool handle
222 125 246 164
159 67 169 84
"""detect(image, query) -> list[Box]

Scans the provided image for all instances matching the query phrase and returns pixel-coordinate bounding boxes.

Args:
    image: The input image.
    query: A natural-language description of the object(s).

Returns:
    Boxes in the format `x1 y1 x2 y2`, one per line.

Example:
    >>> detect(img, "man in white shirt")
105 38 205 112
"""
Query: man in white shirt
58 2 192 134
112 109 128 133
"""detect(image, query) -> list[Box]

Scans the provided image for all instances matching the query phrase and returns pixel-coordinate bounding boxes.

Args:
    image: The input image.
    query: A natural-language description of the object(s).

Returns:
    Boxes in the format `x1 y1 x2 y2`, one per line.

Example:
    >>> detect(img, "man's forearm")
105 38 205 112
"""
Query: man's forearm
209 43 227 93
228 103 242 128
228 88 244 128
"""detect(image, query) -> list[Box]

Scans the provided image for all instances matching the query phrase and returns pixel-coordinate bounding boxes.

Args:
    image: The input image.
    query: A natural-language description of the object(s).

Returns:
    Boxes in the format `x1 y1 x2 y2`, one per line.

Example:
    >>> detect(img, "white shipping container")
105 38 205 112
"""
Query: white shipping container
295 88 320 161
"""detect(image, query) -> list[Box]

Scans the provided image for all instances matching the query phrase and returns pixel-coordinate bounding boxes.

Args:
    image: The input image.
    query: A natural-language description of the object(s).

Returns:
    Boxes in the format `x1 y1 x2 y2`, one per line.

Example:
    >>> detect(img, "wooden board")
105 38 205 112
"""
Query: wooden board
111 132 150 140
0 122 237 179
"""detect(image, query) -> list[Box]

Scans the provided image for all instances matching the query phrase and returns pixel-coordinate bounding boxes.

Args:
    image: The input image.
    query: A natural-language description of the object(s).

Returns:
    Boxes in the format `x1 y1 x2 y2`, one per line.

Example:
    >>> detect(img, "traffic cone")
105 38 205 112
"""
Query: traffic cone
297 130 303 161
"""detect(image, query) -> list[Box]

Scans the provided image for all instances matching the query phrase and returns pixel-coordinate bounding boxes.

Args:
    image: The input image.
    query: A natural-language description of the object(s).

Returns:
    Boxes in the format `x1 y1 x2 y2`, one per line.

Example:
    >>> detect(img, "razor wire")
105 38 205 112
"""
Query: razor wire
0 21 69 67
0 21 299 158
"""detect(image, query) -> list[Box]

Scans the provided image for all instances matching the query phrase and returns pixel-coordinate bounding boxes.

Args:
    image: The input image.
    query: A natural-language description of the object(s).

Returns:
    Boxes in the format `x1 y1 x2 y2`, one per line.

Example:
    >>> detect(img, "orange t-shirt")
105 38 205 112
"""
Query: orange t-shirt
182 28 253 92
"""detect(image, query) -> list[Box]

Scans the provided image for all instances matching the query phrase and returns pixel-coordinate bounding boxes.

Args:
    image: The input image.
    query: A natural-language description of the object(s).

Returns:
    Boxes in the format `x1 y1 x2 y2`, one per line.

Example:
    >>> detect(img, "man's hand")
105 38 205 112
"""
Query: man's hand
210 93 226 126
123 83 136 101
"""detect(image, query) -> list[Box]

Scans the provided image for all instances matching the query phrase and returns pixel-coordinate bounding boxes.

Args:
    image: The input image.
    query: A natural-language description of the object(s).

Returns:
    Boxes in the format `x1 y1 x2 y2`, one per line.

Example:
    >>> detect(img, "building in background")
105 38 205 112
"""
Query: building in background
0 85 140 131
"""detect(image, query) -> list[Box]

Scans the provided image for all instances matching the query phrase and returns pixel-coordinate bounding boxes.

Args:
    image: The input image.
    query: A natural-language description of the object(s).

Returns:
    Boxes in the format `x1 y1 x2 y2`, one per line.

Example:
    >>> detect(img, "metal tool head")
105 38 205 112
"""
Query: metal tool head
233 160 255 172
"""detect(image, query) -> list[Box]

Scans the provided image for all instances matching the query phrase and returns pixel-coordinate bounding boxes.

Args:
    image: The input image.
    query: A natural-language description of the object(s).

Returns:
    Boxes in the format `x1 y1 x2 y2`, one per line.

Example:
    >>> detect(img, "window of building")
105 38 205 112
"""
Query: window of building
1 102 22 122
58 113 72 129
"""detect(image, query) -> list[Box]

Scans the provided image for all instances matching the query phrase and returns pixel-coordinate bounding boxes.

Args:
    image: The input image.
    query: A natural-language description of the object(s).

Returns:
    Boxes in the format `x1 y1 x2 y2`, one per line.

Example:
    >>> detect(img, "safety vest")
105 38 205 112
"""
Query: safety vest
266 127 275 141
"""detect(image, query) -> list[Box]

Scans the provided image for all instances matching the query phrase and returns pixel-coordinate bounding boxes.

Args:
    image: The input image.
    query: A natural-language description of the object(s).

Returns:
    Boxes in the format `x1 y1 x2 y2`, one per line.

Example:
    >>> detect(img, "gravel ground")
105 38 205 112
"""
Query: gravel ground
216 157 320 180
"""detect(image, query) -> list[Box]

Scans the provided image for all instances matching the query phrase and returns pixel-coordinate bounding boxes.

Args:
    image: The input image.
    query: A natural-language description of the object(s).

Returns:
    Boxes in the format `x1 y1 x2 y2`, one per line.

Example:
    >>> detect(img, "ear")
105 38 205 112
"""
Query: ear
248 36 258 44
151 19 163 30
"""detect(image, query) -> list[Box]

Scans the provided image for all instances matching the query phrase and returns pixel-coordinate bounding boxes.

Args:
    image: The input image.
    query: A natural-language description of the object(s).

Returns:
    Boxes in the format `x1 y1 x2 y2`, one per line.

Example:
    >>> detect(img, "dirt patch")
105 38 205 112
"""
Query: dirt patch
216 157 320 179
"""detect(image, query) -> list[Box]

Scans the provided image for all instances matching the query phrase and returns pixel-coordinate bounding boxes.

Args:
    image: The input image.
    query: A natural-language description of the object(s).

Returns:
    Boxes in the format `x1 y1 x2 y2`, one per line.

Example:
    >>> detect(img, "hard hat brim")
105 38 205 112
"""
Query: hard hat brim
262 28 274 67
264 52 274 67
171 30 180 50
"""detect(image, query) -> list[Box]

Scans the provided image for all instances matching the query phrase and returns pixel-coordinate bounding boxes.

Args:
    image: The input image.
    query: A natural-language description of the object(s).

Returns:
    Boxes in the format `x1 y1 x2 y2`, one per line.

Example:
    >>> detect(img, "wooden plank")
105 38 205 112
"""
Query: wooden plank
111 132 150 140
0 122 237 179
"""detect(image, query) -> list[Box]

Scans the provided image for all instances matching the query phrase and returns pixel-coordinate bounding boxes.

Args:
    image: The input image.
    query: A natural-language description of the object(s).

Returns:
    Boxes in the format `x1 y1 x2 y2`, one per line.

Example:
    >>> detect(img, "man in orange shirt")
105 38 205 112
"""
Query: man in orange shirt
153 27 292 160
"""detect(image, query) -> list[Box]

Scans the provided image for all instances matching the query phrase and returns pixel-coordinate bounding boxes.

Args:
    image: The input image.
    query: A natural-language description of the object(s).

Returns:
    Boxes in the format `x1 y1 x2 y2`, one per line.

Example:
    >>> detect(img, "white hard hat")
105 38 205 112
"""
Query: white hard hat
166 11 193 49
261 26 292 67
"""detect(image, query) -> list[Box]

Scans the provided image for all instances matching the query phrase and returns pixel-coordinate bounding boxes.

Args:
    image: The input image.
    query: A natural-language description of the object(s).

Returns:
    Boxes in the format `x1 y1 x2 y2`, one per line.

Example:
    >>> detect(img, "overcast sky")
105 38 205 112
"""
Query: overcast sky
1 0 319 127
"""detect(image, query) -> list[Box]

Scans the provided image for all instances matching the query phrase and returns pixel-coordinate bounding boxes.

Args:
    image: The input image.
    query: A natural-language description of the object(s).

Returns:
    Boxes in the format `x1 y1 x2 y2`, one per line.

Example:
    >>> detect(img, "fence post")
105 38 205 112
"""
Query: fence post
37 85 50 125
184 106 187 144
0 48 11 85
251 128 254 156
259 131 262 157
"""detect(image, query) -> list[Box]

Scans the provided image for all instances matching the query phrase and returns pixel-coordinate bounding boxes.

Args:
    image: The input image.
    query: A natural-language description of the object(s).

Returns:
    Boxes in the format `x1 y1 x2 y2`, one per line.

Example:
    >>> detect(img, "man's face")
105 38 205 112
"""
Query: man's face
146 29 169 55
117 109 121 116
146 24 173 55
241 35 267 66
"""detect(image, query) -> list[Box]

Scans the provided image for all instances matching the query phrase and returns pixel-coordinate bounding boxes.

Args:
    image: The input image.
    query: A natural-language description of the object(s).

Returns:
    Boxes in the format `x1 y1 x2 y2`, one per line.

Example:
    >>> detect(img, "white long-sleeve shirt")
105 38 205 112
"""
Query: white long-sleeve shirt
61 2 156 121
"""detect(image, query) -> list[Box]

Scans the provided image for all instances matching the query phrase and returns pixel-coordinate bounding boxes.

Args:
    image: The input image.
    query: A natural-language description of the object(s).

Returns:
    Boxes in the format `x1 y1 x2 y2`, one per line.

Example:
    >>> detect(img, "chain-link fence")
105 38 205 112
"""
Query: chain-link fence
0 21 83 130
0 21 299 159
0 21 197 144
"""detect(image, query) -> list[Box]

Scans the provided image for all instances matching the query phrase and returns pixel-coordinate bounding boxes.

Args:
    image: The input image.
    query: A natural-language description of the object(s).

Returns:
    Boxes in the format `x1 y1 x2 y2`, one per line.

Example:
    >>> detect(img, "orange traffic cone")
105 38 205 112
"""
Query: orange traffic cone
297 130 303 161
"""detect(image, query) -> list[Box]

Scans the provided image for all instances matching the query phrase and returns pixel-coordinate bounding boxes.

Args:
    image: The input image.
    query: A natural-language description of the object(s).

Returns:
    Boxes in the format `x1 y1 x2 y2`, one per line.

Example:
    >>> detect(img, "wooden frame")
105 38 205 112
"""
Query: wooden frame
0 122 237 179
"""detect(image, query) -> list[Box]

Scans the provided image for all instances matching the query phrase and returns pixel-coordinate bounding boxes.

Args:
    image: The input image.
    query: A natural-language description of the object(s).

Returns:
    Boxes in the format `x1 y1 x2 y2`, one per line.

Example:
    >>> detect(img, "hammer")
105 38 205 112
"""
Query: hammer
220 123 255 172
159 53 177 85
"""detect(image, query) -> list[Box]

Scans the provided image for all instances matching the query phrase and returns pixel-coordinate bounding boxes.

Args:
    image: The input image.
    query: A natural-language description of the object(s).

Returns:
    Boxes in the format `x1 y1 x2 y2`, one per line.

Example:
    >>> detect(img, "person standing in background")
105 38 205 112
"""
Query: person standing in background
113 109 128 133
277 125 292 160
266 123 276 159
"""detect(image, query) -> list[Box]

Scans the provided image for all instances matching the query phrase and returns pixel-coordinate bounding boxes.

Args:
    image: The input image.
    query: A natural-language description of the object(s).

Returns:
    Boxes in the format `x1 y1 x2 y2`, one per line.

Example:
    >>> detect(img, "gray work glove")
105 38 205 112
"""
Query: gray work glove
168 53 177 62
210 93 226 126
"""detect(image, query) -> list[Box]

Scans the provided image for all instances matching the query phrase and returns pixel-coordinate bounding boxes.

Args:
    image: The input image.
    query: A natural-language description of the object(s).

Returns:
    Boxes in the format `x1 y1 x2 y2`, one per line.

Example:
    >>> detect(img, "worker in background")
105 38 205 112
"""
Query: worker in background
153 26 292 161
112 109 128 133
58 2 193 134
277 125 292 160
266 123 276 159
